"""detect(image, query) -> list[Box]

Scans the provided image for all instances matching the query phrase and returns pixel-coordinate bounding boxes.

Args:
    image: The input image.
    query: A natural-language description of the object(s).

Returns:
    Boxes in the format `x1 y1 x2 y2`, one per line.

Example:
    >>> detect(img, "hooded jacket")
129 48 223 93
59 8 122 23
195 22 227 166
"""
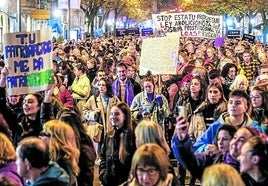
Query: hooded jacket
172 134 239 180
193 112 262 152
28 161 69 186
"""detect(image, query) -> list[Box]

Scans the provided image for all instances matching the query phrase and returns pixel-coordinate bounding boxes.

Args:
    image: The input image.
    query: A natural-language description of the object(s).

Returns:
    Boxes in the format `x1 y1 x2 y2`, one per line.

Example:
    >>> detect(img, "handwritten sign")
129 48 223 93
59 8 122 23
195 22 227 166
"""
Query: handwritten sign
152 12 222 38
139 37 179 75
3 28 54 96
242 34 255 44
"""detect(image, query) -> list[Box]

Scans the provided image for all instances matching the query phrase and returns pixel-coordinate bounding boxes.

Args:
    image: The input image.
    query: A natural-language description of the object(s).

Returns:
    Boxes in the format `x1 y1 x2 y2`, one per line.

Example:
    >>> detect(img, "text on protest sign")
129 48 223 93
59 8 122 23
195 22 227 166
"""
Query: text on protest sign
152 12 223 38
139 37 179 75
4 28 54 96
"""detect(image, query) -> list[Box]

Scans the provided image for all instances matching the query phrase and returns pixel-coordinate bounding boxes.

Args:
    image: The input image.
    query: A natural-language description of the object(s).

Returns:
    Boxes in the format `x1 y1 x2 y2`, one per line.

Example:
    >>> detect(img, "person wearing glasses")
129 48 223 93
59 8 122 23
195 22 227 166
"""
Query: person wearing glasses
112 62 141 106
193 89 263 153
122 143 179 186
249 86 268 135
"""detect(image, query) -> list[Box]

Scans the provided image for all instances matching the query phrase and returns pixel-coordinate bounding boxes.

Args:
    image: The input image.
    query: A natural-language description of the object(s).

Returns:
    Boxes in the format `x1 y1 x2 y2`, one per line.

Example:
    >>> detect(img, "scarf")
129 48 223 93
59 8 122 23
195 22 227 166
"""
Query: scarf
112 78 135 106
224 76 234 87
224 153 239 171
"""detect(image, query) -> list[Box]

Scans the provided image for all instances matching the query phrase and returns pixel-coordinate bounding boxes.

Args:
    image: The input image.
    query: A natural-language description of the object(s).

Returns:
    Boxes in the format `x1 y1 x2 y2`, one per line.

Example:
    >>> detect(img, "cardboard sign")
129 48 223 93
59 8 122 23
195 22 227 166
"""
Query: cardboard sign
152 12 222 38
3 28 54 96
139 36 179 75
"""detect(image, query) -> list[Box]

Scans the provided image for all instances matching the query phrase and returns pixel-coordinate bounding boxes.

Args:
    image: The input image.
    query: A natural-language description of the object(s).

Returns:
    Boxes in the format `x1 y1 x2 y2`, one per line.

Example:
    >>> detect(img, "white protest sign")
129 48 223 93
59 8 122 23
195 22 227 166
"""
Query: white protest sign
3 28 54 96
152 12 223 38
139 36 179 75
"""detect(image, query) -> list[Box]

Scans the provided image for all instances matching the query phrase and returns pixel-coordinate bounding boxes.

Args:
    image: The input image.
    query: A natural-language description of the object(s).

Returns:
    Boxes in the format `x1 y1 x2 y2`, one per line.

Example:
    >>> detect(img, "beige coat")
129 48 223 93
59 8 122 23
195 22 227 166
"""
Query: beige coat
83 95 120 134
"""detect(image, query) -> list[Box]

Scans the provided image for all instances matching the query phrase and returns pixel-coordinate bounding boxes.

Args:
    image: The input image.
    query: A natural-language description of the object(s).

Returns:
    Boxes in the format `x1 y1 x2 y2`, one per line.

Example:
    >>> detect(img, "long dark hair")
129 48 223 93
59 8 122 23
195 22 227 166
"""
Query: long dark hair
213 125 236 147
245 136 268 177
221 63 238 78
95 78 114 97
111 102 135 163
189 75 207 100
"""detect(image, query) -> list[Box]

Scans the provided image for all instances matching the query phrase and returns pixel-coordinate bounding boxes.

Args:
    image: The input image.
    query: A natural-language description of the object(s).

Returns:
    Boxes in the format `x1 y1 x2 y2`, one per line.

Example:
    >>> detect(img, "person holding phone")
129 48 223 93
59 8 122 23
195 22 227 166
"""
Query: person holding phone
172 116 260 181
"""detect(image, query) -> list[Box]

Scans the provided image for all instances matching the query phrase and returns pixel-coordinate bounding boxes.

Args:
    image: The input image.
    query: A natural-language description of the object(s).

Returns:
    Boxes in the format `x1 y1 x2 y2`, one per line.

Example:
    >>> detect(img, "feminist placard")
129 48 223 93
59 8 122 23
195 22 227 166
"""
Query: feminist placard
3 28 54 96
152 12 223 38
139 36 179 75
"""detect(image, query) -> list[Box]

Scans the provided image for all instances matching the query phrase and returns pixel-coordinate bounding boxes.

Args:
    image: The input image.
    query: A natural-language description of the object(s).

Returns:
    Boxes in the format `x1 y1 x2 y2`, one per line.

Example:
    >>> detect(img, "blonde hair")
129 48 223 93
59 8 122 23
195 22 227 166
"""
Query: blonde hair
135 121 170 154
0 133 16 166
43 120 80 176
192 66 208 83
229 74 249 91
202 163 245 186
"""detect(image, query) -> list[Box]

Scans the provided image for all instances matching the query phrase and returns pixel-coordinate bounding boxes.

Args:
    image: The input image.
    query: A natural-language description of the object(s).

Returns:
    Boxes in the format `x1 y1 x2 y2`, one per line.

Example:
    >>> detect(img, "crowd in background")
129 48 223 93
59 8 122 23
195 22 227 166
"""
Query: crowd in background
0 34 268 186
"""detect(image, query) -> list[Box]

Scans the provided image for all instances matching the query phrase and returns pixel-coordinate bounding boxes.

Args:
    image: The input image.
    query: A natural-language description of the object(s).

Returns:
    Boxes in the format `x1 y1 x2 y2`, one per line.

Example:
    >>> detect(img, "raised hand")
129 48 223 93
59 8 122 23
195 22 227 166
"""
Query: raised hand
0 67 9 87
43 84 55 103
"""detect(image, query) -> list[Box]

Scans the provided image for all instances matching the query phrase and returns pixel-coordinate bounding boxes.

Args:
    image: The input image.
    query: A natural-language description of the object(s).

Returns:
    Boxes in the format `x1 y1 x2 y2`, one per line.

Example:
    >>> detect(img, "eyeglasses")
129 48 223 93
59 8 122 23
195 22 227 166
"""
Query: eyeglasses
117 70 126 73
39 132 51 137
250 95 261 99
136 167 158 177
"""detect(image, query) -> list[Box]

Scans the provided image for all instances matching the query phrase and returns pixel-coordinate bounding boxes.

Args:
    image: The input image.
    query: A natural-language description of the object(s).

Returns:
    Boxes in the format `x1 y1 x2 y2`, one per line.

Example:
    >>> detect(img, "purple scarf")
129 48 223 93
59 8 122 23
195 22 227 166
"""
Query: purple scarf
112 78 135 106
224 153 240 171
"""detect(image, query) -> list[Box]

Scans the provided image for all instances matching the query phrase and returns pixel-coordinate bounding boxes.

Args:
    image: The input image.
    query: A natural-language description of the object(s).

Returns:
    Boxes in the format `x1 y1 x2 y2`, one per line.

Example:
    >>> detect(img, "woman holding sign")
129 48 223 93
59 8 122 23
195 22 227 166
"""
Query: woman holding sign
0 67 55 145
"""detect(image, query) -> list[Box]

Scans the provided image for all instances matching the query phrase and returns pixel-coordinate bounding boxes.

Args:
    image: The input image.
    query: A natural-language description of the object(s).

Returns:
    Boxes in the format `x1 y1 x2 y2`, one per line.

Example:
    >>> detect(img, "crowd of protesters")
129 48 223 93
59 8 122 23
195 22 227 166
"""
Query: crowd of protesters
0 34 267 186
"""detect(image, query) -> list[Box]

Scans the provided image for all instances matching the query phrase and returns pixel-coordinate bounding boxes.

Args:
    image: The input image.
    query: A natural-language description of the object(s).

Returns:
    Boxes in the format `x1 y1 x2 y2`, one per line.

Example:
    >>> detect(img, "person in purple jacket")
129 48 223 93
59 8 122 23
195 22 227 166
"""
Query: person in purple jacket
0 132 24 186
